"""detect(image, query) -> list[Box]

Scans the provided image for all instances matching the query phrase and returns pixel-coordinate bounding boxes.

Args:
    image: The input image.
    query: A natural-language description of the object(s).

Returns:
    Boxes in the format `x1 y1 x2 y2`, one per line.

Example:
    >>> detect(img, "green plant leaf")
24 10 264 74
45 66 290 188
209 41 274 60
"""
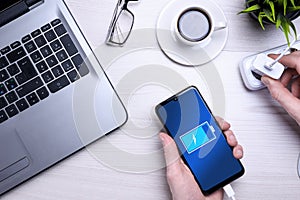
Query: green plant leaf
258 12 266 30
263 9 276 22
289 20 297 39
290 0 296 7
277 0 284 7
287 6 300 11
276 15 282 28
239 0 299 45
280 15 291 45
268 1 276 20
284 0 288 15
238 4 261 13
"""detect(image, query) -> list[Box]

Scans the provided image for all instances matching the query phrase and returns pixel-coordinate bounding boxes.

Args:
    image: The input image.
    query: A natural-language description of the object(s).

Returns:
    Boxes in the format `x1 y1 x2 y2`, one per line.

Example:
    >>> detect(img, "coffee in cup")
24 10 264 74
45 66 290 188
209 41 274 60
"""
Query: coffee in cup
175 7 226 46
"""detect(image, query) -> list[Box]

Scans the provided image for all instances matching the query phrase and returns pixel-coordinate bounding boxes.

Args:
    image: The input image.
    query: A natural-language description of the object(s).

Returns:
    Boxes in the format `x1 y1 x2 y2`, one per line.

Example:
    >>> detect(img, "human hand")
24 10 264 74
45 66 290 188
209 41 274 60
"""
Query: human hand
262 51 300 125
159 117 243 200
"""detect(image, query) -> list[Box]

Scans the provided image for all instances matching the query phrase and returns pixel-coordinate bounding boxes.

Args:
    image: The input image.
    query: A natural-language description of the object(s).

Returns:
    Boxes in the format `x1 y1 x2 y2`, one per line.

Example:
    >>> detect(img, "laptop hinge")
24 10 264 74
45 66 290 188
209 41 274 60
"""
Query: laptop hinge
0 0 43 28
25 0 44 9
0 1 29 28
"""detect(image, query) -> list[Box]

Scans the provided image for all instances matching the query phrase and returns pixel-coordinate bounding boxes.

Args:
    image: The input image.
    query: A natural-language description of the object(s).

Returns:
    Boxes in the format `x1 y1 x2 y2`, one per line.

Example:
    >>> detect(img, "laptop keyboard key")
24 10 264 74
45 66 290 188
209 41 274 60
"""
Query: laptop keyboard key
24 41 37 54
0 69 9 82
46 55 58 68
7 47 26 63
52 65 64 77
56 50 68 62
40 45 52 58
18 57 38 81
55 24 67 36
5 78 18 91
42 71 54 83
67 70 80 82
16 76 43 98
0 84 7 96
0 57 9 69
16 98 29 112
5 91 18 104
34 35 47 47
0 97 7 109
11 41 21 49
72 54 83 67
22 35 31 43
51 19 61 27
15 73 27 85
41 24 51 32
5 104 19 118
60 34 78 56
0 46 11 55
30 51 43 63
72 54 89 76
36 87 49 100
45 30 56 42
50 40 62 52
48 75 70 93
36 60 48 73
7 63 20 76
0 110 8 123
62 59 74 72
26 92 39 106
31 29 41 38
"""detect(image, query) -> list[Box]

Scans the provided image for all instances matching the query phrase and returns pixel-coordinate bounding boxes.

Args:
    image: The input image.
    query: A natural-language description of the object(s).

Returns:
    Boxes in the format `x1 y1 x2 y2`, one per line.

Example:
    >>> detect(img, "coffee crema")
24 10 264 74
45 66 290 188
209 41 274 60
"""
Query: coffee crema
177 8 212 42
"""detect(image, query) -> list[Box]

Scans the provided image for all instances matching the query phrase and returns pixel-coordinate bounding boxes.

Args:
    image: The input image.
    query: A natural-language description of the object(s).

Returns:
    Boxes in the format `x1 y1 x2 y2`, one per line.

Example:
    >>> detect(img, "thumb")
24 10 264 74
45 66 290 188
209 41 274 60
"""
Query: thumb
159 132 182 170
262 76 300 124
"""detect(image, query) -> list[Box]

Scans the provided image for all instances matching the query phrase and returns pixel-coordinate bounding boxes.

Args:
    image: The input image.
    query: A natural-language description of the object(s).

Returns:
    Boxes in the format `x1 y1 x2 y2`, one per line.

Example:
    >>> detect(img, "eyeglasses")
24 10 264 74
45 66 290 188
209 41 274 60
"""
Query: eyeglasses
106 0 138 46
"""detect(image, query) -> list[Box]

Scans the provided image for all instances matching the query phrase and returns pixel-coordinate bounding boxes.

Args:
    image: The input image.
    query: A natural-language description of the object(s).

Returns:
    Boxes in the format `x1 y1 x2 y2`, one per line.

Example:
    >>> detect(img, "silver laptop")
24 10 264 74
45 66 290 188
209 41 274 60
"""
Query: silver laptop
0 0 127 195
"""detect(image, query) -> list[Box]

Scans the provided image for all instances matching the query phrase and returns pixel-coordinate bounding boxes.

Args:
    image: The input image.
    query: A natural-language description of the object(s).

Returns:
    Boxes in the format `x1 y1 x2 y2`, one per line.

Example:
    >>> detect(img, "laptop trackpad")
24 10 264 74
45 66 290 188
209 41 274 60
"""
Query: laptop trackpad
0 131 29 182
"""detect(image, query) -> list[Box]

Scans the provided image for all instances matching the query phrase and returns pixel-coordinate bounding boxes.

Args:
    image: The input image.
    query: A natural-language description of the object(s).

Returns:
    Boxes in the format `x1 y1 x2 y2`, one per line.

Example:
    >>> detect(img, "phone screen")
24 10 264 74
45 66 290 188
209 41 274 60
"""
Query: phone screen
156 86 244 195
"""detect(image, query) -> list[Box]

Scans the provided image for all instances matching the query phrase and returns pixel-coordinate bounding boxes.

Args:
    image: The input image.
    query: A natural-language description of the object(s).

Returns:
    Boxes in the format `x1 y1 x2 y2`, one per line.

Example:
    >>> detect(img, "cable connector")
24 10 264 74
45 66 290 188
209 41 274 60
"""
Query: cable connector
223 184 236 200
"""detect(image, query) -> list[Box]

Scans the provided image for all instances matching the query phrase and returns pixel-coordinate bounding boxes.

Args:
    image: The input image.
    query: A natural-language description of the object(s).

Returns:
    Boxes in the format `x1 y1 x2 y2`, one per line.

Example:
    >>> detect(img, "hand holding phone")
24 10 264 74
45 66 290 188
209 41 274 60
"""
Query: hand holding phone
156 86 245 195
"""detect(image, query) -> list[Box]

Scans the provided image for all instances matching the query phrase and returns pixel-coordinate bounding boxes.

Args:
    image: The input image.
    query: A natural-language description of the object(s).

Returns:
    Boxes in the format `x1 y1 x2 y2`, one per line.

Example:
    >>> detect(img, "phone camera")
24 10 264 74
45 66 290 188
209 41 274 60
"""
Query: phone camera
174 96 178 101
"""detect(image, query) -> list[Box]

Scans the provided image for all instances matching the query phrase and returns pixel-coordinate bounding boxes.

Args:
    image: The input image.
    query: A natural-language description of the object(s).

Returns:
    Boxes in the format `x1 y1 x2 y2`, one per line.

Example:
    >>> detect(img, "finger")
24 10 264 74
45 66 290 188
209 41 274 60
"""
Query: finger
280 69 298 87
261 76 300 123
291 77 300 98
269 52 300 73
233 144 244 159
215 116 230 131
223 130 238 147
159 132 182 169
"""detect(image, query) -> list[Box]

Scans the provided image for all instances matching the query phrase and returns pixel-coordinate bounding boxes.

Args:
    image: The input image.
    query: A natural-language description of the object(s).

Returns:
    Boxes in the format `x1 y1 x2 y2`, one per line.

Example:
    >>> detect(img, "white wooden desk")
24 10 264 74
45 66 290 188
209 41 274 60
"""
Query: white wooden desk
2 0 300 199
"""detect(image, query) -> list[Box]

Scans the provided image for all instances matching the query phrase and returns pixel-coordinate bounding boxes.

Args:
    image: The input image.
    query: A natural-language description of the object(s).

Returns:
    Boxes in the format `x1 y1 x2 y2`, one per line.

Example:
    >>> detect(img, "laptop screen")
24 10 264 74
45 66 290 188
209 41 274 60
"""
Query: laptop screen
0 0 22 13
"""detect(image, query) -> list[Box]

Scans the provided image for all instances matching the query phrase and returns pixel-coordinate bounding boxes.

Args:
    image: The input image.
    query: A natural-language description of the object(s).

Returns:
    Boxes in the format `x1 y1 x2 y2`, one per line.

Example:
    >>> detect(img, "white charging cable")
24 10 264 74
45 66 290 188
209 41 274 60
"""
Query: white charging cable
265 34 299 69
223 184 236 200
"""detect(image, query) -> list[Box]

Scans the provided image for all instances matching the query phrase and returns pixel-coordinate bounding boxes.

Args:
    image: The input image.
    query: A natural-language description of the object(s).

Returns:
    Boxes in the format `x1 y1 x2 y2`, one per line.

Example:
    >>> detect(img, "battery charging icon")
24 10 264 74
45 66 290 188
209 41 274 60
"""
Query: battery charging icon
180 121 216 154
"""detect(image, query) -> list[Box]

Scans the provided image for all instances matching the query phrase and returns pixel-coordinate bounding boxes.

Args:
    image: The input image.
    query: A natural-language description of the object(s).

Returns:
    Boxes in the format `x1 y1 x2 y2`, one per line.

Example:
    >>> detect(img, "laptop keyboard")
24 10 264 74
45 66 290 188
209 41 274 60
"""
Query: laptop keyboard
0 19 89 124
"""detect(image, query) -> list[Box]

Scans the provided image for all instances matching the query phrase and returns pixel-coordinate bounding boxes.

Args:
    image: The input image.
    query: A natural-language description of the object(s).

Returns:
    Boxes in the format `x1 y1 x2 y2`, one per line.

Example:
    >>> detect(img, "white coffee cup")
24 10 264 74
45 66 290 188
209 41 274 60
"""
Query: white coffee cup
174 7 227 46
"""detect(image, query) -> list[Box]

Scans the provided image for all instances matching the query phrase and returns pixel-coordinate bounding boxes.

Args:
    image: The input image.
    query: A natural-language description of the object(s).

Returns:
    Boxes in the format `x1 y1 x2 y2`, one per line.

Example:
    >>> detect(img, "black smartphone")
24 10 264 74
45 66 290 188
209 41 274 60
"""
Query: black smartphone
155 86 244 195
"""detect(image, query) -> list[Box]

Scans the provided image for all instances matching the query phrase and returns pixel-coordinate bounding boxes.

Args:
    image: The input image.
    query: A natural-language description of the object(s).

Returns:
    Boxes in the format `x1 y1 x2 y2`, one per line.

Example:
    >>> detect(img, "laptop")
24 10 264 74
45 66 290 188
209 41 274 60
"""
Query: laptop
0 0 127 195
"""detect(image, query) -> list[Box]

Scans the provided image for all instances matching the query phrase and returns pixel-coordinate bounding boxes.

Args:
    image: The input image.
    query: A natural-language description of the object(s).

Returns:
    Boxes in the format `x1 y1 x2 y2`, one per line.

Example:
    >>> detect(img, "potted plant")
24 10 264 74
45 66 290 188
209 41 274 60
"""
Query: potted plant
239 0 300 45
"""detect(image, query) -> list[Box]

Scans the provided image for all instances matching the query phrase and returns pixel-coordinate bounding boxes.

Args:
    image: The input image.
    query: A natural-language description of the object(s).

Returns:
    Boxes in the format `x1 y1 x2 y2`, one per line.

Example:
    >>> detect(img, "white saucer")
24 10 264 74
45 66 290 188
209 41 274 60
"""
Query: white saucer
156 0 228 66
